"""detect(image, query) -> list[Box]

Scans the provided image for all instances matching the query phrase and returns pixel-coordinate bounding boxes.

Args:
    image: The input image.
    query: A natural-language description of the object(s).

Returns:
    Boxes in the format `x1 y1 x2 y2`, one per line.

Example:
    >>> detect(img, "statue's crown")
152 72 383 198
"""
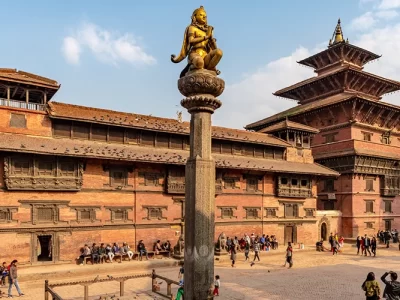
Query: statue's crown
192 6 205 16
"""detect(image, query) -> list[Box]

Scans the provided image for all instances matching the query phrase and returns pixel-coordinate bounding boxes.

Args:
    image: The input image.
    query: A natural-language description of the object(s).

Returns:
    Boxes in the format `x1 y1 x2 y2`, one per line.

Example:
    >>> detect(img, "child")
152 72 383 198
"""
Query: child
213 275 220 296
0 262 7 286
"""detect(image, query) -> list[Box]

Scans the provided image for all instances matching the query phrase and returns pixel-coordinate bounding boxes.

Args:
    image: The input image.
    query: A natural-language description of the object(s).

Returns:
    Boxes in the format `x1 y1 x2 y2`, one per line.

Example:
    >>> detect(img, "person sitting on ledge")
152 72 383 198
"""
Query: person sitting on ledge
78 244 91 265
91 243 99 264
123 242 134 260
98 243 107 263
105 243 114 263
154 240 162 255
113 243 122 263
162 240 172 252
138 240 149 261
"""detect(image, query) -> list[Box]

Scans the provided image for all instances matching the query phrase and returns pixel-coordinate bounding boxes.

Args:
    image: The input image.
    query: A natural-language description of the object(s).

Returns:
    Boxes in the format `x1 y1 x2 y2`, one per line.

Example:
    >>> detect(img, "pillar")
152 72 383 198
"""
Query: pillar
26 89 29 104
179 69 224 299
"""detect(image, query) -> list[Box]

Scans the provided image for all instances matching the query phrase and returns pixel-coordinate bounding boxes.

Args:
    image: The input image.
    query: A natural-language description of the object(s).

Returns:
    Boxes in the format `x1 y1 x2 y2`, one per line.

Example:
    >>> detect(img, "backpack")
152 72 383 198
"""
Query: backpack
365 281 378 297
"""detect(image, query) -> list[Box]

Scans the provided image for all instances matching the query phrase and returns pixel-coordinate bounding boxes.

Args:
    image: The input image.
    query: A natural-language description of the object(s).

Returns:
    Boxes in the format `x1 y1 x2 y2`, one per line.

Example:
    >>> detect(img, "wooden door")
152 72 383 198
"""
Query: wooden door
284 226 293 245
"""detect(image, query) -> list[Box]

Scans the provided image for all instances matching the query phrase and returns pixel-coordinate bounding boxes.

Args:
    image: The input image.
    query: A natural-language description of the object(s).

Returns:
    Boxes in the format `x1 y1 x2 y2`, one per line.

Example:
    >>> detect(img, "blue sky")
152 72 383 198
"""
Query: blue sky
1 0 400 128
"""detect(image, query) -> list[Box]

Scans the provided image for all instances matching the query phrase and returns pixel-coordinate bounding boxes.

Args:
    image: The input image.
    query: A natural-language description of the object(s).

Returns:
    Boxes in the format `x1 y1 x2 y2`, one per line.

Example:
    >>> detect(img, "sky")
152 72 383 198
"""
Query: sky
1 0 400 129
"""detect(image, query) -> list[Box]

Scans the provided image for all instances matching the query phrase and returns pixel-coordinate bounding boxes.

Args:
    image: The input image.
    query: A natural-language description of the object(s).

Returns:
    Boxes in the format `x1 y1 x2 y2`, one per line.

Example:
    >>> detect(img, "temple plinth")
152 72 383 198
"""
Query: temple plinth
179 69 224 299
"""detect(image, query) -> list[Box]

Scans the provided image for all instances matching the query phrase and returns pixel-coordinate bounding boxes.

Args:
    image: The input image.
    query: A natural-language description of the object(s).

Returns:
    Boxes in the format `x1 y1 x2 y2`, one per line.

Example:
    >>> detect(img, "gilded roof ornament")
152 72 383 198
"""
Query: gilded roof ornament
329 19 345 47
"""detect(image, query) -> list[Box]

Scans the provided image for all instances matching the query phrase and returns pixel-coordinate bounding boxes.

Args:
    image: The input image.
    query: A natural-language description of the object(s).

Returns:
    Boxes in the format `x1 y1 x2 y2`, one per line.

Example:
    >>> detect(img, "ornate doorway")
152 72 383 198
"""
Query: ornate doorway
32 233 57 264
321 223 327 241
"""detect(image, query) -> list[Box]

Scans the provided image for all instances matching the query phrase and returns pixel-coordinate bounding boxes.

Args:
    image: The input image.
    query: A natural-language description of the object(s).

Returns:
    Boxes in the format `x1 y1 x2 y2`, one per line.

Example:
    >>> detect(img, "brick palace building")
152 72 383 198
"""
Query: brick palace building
0 66 339 264
247 20 400 239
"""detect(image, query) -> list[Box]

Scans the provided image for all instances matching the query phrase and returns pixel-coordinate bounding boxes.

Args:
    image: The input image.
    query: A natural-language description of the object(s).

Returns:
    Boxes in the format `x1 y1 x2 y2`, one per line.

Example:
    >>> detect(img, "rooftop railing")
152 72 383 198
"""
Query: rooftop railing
0 98 46 111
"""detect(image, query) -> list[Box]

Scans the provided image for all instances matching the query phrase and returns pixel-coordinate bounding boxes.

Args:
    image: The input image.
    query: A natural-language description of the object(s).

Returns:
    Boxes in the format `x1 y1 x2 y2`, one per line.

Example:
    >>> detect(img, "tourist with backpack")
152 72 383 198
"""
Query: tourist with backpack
362 272 380 300
7 259 24 298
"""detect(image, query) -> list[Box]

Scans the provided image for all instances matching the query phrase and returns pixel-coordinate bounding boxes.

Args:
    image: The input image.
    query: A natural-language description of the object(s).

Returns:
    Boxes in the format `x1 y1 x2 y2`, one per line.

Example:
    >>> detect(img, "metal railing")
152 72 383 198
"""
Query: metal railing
0 98 45 111
44 272 152 300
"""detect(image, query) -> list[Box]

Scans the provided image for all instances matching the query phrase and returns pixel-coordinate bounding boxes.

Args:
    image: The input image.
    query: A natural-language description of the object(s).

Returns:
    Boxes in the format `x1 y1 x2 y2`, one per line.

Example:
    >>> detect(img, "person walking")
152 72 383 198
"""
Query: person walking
364 235 372 256
371 237 377 257
285 242 293 268
7 260 24 298
253 240 260 262
244 241 250 261
381 271 400 299
362 272 380 300
213 275 221 297
229 242 236 267
357 236 361 255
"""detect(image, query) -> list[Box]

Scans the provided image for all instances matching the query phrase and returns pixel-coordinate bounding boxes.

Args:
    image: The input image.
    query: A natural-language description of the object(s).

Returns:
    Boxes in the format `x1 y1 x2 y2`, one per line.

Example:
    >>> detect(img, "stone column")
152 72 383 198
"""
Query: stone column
179 69 224 299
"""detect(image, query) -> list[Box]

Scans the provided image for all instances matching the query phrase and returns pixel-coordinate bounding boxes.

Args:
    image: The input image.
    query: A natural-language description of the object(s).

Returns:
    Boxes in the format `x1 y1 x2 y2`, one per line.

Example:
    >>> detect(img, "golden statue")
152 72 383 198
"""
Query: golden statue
171 6 223 78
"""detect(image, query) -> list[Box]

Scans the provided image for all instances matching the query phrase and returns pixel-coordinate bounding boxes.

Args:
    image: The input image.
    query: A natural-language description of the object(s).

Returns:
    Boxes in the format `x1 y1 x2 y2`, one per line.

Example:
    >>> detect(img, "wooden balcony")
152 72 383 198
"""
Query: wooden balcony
277 186 312 198
167 182 185 194
0 98 45 111
380 188 400 197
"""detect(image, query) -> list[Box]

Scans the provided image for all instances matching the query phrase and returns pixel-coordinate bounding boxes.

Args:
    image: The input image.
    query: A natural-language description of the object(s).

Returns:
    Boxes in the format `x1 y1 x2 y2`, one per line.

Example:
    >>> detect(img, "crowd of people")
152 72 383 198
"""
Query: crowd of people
77 240 173 265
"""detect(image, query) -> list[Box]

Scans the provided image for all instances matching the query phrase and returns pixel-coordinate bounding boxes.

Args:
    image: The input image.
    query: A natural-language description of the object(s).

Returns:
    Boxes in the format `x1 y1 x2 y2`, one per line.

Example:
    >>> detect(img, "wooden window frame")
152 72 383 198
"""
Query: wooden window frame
244 207 260 219
365 178 374 192
365 200 375 214
284 203 299 218
323 132 338 144
384 200 393 213
304 208 315 218
106 207 133 223
324 179 335 192
142 206 167 221
109 168 128 187
218 206 237 219
265 207 278 218
223 177 240 189
0 207 17 223
362 132 372 142
323 200 335 210
365 222 374 229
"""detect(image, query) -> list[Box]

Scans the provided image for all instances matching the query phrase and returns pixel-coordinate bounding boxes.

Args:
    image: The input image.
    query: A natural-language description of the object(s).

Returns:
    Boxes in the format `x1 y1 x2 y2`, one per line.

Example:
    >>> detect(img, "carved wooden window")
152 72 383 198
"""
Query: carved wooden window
324 179 335 192
114 210 124 220
324 133 337 144
243 144 254 156
221 207 235 219
301 179 309 187
224 177 238 189
110 169 127 187
280 177 288 185
365 178 374 192
305 209 314 217
59 162 75 177
366 222 374 229
91 125 108 142
221 141 232 154
363 132 372 141
274 148 284 160
53 121 71 138
156 133 169 148
80 210 91 220
0 208 15 223
245 207 259 219
265 147 274 159
140 173 159 186
246 177 258 192
141 131 155 146
265 208 277 218
72 122 90 139
127 129 139 144
365 200 374 213
109 209 129 222
37 207 54 222
149 208 162 219
74 207 97 223
323 201 335 210
10 113 26 128
170 135 183 149
384 200 392 213
109 127 124 143
212 141 221 153
38 161 54 176
382 133 390 145
284 204 298 218
12 160 30 175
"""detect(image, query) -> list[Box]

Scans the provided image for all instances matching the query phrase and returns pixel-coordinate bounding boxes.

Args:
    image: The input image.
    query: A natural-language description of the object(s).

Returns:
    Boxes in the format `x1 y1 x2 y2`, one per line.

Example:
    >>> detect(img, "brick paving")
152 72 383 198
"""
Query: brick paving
2 244 400 299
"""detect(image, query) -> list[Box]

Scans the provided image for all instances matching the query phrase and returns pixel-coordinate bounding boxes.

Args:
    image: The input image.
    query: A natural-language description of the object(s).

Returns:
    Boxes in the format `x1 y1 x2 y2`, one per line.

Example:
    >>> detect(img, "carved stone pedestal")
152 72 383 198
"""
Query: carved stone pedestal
179 69 224 300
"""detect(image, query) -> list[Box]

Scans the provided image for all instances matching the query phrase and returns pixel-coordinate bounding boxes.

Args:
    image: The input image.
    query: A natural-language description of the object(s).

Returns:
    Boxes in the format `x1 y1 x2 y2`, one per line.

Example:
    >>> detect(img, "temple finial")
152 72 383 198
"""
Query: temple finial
329 18 345 47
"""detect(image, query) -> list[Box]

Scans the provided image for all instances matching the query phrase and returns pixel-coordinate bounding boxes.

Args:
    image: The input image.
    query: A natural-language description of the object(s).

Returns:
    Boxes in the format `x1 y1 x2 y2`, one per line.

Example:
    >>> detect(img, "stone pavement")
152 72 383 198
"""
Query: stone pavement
2 244 400 299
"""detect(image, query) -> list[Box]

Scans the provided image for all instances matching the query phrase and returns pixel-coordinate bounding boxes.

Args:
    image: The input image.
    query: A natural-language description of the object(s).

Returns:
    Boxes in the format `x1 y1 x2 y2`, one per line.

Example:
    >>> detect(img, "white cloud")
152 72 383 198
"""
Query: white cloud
215 47 314 128
375 9 399 19
350 12 377 30
61 37 81 65
62 22 156 66
379 0 400 9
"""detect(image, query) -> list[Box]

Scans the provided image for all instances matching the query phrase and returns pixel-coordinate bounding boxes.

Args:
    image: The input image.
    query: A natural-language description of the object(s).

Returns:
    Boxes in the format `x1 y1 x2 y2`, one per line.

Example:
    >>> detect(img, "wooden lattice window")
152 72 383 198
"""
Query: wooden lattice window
0 208 15 223
141 131 155 146
38 161 54 176
108 208 130 222
59 162 75 177
363 132 372 141
110 169 127 187
305 209 314 217
265 208 277 218
224 177 238 189
170 135 183 149
324 133 337 143
220 207 236 219
365 178 374 192
365 200 374 213
127 129 139 144
0 211 7 221
149 208 163 219
114 210 124 220
156 133 169 148
12 160 30 175
91 125 107 141
382 133 390 145
72 122 90 139
284 204 298 218
37 208 53 222
53 121 71 138
80 210 91 220
384 200 392 213
10 113 26 128
246 178 258 192
245 207 259 219
109 127 124 143
140 173 159 186
366 222 374 229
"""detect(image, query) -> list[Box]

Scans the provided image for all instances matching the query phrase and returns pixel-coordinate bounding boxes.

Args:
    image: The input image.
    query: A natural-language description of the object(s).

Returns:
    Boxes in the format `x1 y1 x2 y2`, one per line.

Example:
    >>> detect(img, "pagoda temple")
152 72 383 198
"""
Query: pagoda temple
247 19 400 238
